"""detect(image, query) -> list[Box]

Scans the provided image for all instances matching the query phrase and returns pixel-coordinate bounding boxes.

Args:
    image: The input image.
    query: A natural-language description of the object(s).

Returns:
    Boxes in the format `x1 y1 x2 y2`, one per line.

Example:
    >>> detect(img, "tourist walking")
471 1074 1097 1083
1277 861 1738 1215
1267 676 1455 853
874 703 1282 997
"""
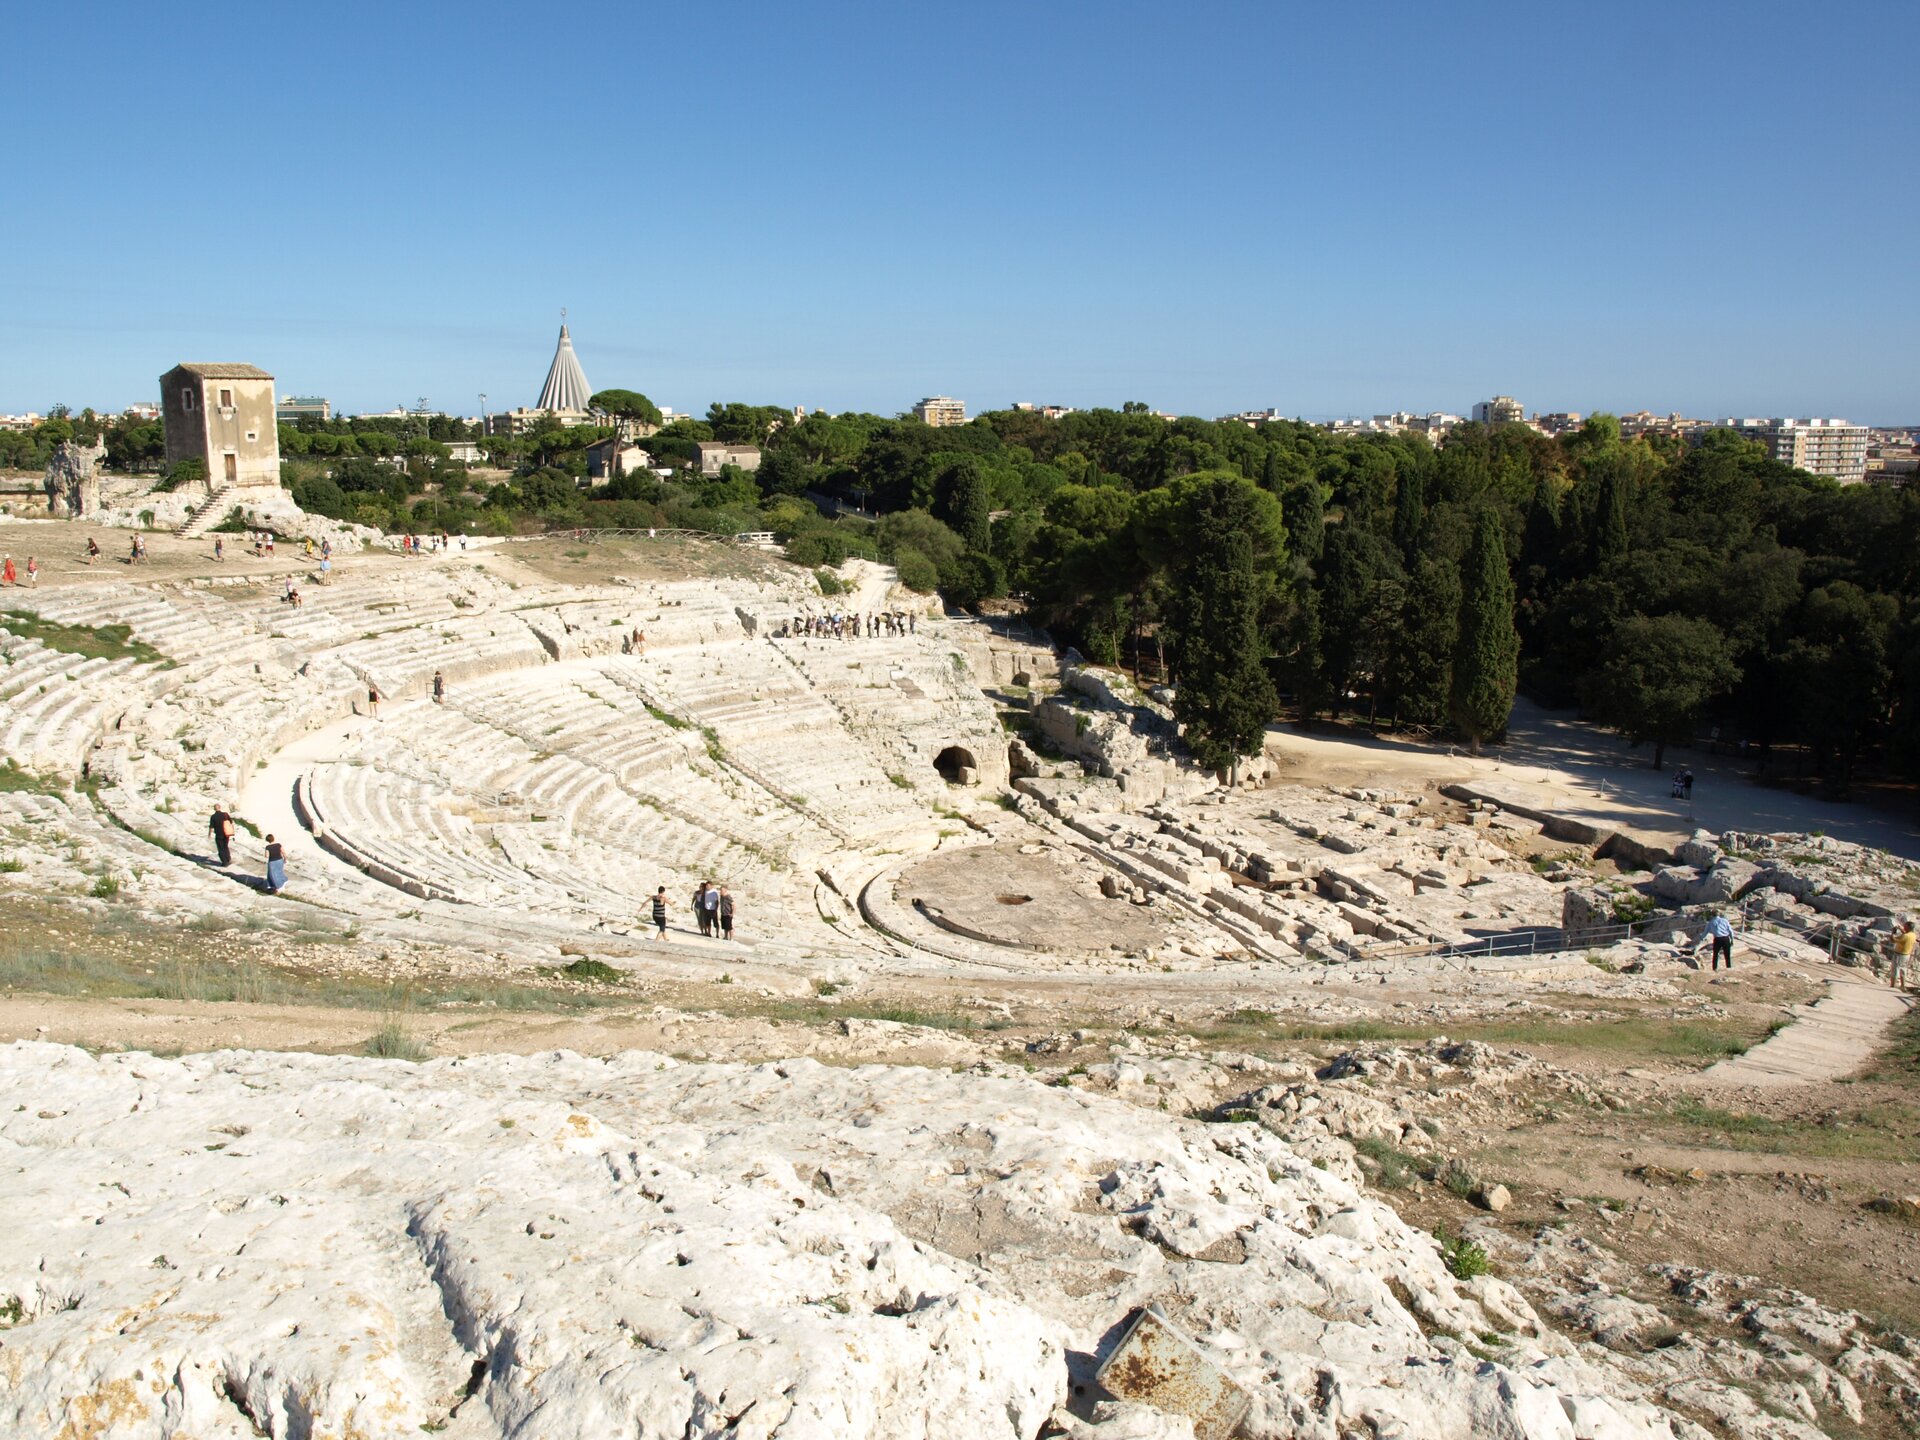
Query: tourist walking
650 886 668 939
208 804 235 867
1701 912 1734 971
719 886 735 940
432 670 445 704
2 556 15 586
263 834 286 893
702 882 720 936
692 881 710 936
214 535 224 562
366 682 382 719
1889 920 1914 991
24 556 36 586
85 537 99 565
1681 769 1695 800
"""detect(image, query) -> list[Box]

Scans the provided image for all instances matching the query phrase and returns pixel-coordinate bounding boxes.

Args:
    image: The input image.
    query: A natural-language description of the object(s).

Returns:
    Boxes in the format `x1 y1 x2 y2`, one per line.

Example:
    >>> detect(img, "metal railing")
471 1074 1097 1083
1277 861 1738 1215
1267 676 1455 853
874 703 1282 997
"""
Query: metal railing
1324 893 1782 971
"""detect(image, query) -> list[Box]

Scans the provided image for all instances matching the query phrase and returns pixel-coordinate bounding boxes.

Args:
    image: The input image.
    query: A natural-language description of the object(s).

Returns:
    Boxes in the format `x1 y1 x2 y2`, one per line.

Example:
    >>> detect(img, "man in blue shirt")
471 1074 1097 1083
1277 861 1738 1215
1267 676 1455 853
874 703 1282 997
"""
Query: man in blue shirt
1702 912 1734 971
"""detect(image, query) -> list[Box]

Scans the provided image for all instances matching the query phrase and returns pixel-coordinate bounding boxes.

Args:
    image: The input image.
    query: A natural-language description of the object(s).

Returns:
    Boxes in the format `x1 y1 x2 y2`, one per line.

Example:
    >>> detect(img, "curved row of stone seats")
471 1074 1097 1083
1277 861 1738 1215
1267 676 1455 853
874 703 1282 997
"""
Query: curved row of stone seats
329 615 551 698
615 650 932 838
23 587 274 667
0 653 150 772
324 694 789 893
304 762 580 909
443 667 641 750
301 753 813 942
0 640 83 706
439 664 829 856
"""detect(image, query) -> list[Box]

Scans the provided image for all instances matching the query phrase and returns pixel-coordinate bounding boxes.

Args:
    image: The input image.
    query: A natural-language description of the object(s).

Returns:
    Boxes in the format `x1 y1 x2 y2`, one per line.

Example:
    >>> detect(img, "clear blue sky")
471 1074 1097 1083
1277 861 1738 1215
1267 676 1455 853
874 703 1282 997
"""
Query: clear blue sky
7 1 1916 422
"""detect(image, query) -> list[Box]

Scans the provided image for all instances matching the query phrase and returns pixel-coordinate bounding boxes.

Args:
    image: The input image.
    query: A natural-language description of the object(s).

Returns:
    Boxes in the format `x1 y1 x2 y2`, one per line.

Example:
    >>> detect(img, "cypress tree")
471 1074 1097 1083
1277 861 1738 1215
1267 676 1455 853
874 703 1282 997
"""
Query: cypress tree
1448 508 1519 752
933 459 991 552
1590 457 1629 567
1166 476 1281 771
1520 472 1561 576
1282 479 1325 566
1391 465 1427 561
1387 556 1460 727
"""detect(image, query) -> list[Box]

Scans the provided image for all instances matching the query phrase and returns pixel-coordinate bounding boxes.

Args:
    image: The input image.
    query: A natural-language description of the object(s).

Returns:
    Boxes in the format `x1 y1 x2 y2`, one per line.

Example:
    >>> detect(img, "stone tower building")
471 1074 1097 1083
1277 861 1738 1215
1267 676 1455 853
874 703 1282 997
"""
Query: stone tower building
159 363 281 487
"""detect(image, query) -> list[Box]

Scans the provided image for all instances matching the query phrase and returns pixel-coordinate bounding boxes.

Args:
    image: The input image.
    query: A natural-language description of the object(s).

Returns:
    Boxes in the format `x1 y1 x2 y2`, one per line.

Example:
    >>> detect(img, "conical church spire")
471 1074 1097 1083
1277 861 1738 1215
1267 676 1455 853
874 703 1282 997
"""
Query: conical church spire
536 315 593 412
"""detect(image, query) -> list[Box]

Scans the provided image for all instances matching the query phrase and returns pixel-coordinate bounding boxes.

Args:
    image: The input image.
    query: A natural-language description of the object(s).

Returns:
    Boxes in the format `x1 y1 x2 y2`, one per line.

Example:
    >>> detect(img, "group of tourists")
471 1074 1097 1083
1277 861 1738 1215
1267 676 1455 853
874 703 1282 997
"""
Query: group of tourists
126 534 149 564
1669 769 1695 799
206 804 286 893
677 881 735 940
0 555 36 586
281 576 304 607
780 610 916 641
399 532 460 555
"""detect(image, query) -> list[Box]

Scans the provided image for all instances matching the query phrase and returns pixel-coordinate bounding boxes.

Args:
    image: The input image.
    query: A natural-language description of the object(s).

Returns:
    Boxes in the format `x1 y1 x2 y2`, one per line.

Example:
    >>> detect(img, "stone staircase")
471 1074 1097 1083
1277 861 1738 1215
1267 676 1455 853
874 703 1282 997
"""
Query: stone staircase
175 484 239 538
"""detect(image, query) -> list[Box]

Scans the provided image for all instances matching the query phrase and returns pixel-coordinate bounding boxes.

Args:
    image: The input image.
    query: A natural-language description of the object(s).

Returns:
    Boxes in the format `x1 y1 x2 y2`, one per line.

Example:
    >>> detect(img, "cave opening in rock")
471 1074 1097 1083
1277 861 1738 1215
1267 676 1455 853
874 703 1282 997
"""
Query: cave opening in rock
934 745 978 785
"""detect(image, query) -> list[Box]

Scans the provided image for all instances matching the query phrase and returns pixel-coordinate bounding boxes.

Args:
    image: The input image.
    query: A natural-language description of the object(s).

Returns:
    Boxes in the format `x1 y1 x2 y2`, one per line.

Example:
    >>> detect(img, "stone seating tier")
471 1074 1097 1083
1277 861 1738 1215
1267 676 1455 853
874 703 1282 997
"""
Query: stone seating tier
0 655 146 771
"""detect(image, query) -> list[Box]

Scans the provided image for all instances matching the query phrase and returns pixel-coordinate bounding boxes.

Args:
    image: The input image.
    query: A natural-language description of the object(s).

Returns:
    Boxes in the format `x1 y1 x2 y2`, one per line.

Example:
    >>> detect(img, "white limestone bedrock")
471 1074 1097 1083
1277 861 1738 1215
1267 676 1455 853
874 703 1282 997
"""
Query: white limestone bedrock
0 1044 1695 1439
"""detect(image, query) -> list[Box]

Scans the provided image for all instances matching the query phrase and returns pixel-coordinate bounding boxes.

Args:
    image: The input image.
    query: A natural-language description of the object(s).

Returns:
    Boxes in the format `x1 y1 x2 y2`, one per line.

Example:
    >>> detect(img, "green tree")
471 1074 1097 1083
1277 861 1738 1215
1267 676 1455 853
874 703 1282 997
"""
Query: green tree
893 549 939 593
874 509 965 576
1384 556 1460 727
589 389 663 427
1315 526 1402 716
1163 474 1285 771
1582 615 1740 769
1448 508 1519 751
1282 478 1325 566
705 402 786 445
755 447 812 499
1589 455 1630 567
932 458 991 551
1779 582 1898 785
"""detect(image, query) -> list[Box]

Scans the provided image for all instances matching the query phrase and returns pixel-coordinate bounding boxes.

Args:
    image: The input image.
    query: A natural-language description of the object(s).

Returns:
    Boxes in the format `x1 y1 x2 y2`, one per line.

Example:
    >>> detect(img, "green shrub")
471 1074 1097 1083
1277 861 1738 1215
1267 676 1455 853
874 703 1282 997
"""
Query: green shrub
893 548 939 593
559 957 623 984
1437 1228 1490 1280
365 1020 428 1061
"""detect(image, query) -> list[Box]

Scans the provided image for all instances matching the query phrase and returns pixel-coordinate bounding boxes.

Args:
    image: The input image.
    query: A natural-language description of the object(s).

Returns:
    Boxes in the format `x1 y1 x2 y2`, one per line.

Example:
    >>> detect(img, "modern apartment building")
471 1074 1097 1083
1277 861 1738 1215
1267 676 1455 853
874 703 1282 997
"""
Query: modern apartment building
1722 418 1869 485
1471 396 1526 426
276 395 332 424
913 395 968 427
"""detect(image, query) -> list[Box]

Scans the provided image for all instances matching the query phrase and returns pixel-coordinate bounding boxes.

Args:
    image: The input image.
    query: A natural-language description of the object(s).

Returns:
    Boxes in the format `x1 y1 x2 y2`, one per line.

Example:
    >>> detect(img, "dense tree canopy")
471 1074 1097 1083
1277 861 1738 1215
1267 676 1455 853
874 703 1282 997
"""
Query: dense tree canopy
33 388 1917 783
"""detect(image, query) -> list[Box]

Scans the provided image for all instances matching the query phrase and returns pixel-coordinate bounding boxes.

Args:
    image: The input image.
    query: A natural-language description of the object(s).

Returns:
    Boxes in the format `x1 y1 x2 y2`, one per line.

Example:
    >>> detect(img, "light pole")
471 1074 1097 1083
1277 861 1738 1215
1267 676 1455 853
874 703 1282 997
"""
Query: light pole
478 394 487 440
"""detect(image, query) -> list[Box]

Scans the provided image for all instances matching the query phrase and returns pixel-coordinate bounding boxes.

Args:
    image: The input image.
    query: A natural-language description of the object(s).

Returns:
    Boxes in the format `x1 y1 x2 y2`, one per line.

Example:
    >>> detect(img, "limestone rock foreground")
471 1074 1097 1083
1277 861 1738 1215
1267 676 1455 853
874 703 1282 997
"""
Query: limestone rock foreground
0 1043 1695 1439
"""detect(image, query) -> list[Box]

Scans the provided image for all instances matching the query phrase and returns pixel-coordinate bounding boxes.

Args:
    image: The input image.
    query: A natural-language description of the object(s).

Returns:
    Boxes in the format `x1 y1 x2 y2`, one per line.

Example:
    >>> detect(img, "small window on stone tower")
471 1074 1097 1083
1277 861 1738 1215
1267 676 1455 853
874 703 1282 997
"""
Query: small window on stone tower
219 388 233 408
182 388 196 411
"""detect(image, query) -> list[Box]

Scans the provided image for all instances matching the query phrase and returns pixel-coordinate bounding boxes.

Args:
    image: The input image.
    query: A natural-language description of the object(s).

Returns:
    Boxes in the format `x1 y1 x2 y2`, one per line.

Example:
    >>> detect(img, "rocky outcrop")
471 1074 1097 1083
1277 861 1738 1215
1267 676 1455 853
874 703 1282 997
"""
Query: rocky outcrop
0 1042 1697 1439
42 439 107 517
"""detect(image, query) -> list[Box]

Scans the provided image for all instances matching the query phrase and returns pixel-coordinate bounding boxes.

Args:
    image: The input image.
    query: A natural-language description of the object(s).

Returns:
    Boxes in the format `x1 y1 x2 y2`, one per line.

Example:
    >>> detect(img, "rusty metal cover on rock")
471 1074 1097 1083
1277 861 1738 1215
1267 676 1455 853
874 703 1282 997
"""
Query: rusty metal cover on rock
1094 1307 1251 1440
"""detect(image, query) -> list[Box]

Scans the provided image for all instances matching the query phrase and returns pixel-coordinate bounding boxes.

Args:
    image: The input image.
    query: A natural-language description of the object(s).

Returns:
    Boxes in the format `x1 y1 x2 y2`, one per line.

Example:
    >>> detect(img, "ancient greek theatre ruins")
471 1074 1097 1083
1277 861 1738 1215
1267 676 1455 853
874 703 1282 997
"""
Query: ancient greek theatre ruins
1 530 1915 1439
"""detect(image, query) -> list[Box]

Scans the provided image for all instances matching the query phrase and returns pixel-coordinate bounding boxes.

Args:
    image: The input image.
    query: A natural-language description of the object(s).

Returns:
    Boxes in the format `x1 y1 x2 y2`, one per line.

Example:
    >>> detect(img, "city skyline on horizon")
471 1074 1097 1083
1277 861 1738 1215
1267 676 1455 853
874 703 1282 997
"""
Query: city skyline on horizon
6 1 1916 425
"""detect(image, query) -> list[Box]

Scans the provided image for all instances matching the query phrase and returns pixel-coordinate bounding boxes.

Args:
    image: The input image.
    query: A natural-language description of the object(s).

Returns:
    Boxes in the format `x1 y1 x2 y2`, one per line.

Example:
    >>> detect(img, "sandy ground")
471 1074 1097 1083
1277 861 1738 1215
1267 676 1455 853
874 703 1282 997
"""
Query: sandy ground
1266 698 1920 860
